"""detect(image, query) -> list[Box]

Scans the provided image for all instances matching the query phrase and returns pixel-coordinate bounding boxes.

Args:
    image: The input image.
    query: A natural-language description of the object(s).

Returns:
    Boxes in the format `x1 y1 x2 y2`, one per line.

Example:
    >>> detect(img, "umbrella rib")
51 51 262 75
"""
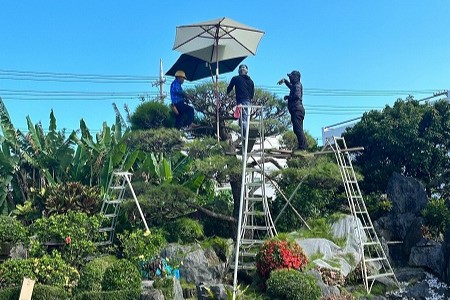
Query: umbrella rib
219 27 258 55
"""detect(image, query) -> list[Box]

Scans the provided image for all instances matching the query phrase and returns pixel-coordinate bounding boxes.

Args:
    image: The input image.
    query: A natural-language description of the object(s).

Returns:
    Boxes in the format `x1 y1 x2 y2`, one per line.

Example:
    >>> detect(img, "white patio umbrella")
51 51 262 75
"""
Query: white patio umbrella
172 17 264 140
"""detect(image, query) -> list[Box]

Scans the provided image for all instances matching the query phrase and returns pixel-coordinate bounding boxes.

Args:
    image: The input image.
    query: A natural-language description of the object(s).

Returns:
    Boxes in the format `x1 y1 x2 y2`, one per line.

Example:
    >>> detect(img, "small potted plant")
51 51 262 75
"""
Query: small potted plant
0 215 28 256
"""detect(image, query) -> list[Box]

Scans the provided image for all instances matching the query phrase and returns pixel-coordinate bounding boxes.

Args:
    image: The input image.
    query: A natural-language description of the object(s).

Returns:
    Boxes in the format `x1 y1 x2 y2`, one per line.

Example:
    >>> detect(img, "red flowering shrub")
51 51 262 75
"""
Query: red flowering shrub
255 239 308 279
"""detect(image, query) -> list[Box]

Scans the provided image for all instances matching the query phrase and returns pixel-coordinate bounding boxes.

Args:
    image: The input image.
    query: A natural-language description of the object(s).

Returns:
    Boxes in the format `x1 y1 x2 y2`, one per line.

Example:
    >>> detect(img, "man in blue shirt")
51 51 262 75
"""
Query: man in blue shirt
170 70 195 129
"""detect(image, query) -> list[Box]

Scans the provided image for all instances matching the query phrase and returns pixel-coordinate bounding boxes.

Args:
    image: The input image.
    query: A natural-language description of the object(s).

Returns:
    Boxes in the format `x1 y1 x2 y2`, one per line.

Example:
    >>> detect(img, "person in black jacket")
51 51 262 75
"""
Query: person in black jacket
278 70 308 150
227 64 255 139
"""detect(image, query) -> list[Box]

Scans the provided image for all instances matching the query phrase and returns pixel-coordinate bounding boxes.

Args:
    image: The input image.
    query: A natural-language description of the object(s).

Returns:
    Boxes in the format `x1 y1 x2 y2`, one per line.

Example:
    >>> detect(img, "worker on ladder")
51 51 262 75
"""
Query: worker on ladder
227 64 255 143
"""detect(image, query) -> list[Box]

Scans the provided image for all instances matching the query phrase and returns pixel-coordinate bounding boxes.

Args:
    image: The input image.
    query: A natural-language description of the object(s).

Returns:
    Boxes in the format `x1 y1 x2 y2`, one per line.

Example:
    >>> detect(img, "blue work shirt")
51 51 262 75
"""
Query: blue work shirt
170 79 185 104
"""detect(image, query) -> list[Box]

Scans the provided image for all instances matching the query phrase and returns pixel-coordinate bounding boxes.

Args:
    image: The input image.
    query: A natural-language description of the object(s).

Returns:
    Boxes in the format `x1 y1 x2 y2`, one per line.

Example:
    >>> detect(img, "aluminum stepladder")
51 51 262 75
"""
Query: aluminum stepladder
232 105 277 299
327 136 399 293
97 171 149 246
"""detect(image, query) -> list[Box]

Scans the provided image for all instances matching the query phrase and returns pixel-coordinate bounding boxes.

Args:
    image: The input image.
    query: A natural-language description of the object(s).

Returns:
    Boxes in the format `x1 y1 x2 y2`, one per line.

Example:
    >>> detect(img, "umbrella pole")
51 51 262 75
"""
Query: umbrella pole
215 31 220 143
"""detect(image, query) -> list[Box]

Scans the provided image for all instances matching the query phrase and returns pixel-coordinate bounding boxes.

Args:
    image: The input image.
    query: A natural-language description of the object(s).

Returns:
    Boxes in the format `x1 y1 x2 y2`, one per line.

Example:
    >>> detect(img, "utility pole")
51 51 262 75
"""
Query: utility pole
152 59 166 103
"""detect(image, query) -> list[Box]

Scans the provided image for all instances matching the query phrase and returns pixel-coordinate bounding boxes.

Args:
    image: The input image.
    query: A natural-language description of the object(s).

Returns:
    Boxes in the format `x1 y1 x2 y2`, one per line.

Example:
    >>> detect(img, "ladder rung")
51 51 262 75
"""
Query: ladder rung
243 225 274 230
230 263 255 270
246 197 263 202
239 252 257 258
98 227 114 232
363 241 380 247
365 257 386 263
366 272 395 280
245 211 265 216
362 226 375 230
103 213 116 218
246 182 262 187
240 239 265 245
113 171 132 176
105 200 121 204
110 186 126 190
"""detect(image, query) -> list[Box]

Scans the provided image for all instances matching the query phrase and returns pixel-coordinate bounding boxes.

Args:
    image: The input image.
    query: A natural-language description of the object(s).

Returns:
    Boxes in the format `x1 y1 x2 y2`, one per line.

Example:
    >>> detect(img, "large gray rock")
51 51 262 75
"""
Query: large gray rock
374 173 428 263
197 283 232 300
386 172 428 215
295 215 364 277
161 243 228 284
141 289 164 300
409 239 444 276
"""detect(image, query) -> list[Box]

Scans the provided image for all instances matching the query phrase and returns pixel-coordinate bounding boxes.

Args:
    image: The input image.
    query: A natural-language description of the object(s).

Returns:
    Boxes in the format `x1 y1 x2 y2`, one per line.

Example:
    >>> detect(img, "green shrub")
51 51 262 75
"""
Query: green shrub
101 259 141 291
201 236 232 262
73 289 141 300
164 217 204 244
280 131 317 151
422 198 450 240
266 269 321 300
118 229 166 264
0 215 28 244
29 211 102 267
121 184 196 227
77 255 118 292
0 284 69 300
126 128 183 154
0 253 79 291
130 101 175 130
0 258 35 288
153 277 175 299
364 193 392 220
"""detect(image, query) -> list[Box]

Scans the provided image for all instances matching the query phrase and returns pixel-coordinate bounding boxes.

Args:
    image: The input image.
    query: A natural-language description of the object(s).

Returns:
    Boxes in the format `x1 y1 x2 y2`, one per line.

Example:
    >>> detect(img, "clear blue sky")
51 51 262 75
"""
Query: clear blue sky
1 1 449 143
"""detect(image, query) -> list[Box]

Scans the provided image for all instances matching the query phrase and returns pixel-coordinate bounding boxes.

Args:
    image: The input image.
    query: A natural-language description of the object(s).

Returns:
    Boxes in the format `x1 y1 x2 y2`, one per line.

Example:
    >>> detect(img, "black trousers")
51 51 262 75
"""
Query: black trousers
174 102 194 129
290 106 308 150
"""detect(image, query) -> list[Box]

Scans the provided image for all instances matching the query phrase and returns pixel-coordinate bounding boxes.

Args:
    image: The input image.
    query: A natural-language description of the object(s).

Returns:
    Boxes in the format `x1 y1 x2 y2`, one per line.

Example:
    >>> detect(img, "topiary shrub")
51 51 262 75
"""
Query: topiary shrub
266 269 321 300
255 238 308 280
101 259 141 291
164 217 204 244
125 128 183 154
0 215 28 245
73 289 141 300
130 101 175 130
77 255 118 292
0 253 79 291
0 284 69 300
117 229 166 264
29 211 102 268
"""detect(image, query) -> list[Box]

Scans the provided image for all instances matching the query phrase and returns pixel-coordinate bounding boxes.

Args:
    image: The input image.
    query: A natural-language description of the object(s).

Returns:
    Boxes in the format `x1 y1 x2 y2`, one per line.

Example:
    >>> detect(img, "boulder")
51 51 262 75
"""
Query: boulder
386 172 428 215
161 243 227 284
197 283 232 300
409 239 444 276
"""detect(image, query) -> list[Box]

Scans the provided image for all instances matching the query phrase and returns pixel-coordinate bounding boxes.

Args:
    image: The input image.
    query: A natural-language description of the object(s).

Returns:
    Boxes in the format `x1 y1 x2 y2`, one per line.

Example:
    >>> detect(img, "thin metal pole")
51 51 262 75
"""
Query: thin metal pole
123 173 149 232
232 106 251 300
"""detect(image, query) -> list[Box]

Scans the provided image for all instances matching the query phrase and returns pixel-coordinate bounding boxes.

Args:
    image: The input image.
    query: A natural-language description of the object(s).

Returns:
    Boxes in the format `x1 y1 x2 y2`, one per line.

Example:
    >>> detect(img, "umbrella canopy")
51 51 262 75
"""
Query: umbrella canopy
173 17 264 63
172 17 264 141
166 54 246 82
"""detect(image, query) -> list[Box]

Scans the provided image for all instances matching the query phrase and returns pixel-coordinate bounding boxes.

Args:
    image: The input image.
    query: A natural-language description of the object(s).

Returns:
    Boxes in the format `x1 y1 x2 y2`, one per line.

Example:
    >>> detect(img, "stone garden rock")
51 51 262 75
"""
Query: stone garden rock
409 239 444 276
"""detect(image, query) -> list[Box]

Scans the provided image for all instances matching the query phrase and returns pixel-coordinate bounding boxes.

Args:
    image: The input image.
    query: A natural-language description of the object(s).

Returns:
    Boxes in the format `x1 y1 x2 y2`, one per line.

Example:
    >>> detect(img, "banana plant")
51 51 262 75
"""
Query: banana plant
72 116 139 189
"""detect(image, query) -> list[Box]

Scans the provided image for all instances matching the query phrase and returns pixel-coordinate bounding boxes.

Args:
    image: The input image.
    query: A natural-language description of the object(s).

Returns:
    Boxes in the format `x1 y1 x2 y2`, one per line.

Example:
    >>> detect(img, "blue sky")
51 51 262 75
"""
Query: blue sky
1 1 449 143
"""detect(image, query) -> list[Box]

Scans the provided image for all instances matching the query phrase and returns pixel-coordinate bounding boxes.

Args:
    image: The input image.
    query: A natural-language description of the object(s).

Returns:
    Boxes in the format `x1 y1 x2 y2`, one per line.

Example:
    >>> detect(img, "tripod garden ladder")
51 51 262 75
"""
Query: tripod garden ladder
328 136 399 293
232 105 277 270
97 171 149 245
